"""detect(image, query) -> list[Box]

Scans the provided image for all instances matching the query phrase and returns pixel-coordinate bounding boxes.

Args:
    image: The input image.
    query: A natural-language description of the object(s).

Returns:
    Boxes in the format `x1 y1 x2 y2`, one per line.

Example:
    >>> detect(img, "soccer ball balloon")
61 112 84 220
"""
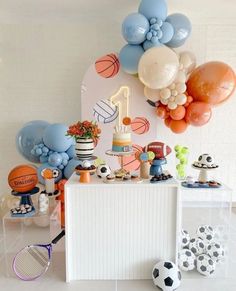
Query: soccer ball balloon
178 249 196 271
196 254 216 276
197 225 215 243
180 229 190 248
189 237 206 256
206 242 225 263
96 164 111 178
152 261 182 291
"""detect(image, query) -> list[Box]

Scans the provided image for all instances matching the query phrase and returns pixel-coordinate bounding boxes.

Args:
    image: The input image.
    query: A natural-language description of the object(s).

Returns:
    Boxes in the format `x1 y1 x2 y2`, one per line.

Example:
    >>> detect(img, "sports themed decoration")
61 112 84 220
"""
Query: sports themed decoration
96 164 112 178
196 225 215 243
95 53 120 79
152 261 182 291
188 238 206 256
206 242 225 263
178 249 196 271
93 99 119 124
196 254 216 276
174 145 189 179
180 229 190 248
130 117 150 135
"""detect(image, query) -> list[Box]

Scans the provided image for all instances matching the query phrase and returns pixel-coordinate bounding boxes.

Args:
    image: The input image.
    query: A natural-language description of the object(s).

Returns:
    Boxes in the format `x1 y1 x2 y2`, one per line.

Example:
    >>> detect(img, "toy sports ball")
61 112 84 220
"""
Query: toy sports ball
189 237 206 256
120 144 143 171
152 261 181 291
178 249 196 271
144 142 172 159
206 242 225 263
196 254 216 276
95 53 120 78
197 225 215 243
96 164 111 178
131 117 150 135
8 165 38 193
180 229 190 248
93 99 119 124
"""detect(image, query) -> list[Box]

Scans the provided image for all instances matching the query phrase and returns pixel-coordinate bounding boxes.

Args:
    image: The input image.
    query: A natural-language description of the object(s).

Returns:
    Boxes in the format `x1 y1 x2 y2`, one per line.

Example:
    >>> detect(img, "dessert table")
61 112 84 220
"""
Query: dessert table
65 173 180 281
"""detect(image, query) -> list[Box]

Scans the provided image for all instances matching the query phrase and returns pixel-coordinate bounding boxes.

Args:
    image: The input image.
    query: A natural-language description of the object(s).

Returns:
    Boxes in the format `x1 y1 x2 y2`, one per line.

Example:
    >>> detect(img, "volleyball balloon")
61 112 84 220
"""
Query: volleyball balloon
93 99 119 123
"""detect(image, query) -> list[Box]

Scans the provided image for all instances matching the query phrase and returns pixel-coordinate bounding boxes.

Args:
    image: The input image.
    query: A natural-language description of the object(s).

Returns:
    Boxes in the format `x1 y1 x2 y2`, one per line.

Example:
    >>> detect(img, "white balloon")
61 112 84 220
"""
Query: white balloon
160 88 171 100
175 70 187 83
168 102 178 110
175 94 187 105
144 86 160 102
160 98 169 105
138 46 179 89
175 82 187 94
179 51 196 73
171 90 178 97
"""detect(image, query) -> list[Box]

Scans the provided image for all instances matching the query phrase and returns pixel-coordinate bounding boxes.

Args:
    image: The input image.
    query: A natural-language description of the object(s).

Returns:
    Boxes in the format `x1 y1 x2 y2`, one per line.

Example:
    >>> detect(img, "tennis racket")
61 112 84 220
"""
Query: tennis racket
13 229 65 281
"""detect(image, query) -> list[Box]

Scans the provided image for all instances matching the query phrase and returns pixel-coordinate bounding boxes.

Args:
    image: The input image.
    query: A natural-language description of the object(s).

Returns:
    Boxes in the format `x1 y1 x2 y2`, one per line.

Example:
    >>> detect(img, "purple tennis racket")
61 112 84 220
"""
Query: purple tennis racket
13 229 65 281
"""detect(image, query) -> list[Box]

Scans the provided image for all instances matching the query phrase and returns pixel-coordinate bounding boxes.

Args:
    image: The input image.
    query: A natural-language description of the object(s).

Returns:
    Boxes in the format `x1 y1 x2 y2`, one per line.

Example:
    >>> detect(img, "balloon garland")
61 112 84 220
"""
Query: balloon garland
119 0 236 134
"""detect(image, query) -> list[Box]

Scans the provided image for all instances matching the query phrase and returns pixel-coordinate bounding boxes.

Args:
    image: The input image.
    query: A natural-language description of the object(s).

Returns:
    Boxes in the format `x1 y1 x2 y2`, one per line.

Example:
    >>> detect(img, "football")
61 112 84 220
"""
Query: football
206 242 225 263
188 238 206 256
196 254 216 276
197 225 215 243
178 249 196 272
144 142 172 159
96 164 111 178
180 229 190 248
152 261 181 291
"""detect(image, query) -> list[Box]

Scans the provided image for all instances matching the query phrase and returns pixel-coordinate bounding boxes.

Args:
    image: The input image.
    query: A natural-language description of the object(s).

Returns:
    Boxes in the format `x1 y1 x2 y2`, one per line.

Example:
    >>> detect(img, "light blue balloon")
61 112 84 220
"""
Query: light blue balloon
64 158 82 179
138 0 167 21
119 44 144 74
37 163 62 185
40 156 48 163
43 123 73 152
16 120 50 163
166 13 192 48
66 145 76 158
48 152 63 167
143 39 161 51
122 13 149 45
159 22 174 44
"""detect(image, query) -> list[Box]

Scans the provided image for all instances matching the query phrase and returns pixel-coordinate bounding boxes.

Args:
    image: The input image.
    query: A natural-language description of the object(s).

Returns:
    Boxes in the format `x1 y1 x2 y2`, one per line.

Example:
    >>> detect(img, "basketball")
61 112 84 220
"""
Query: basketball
93 99 119 123
131 117 150 135
95 53 120 78
119 144 143 171
8 165 38 193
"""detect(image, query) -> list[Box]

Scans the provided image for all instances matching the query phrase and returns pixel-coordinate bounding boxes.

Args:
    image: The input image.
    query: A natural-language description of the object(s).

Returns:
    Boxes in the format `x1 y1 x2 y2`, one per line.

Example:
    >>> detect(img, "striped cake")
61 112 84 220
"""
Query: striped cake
112 132 132 152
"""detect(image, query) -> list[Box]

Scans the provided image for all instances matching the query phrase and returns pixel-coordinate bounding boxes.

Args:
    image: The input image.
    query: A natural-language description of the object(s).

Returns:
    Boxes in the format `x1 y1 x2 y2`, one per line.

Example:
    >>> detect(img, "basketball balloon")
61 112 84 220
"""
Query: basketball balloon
119 144 143 171
95 53 120 78
187 61 236 105
8 165 38 193
131 117 150 135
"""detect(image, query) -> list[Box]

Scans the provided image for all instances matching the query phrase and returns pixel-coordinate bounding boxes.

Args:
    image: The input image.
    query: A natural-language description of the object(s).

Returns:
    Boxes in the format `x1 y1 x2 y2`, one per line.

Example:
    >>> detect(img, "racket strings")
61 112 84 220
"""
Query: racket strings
14 246 50 279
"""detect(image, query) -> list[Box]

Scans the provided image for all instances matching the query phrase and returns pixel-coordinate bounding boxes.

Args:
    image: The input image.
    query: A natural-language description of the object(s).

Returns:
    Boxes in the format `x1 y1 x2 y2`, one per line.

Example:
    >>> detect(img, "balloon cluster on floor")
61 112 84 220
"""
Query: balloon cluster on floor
16 120 79 183
119 0 236 134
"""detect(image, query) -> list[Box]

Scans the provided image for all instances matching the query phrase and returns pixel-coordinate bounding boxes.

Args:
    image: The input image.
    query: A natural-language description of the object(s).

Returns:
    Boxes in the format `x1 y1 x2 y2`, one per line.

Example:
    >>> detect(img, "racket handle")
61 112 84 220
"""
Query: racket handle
52 229 65 245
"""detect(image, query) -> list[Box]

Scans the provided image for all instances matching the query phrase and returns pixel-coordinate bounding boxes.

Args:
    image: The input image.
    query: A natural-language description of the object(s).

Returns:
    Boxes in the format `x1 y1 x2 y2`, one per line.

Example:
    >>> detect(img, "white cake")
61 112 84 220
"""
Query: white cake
112 132 132 152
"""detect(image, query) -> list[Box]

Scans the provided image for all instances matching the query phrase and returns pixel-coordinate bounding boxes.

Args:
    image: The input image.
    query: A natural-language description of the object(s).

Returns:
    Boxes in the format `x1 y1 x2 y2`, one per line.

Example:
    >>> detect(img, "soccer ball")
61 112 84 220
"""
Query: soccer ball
189 237 206 256
197 225 215 243
96 164 111 178
180 229 190 248
152 261 181 291
196 254 216 276
178 249 196 271
206 242 225 263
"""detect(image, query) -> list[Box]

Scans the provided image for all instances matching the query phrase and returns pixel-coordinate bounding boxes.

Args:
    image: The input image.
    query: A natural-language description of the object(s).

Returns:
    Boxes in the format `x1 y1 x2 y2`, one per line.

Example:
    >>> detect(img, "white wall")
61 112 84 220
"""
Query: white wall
0 0 235 198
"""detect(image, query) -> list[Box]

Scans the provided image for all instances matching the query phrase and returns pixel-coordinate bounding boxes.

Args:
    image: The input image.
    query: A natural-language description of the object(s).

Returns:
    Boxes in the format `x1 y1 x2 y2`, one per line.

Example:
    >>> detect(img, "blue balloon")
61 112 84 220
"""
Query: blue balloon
16 120 50 163
159 22 174 44
166 13 192 48
119 44 144 74
64 158 82 179
66 145 76 159
138 0 167 21
40 155 48 163
37 163 62 185
43 123 73 152
143 39 161 51
48 152 63 167
122 13 149 45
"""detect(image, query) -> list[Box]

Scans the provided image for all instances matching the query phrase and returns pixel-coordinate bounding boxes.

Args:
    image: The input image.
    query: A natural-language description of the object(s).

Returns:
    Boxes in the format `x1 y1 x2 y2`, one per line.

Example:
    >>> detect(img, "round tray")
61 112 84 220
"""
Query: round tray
192 164 218 171
106 150 134 157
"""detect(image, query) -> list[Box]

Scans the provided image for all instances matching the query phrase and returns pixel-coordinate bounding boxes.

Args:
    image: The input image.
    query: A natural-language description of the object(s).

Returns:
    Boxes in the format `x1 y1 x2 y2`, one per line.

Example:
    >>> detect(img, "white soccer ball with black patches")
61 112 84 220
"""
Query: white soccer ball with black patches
197 225 215 243
196 254 216 276
152 261 182 291
180 229 190 248
96 164 111 178
189 237 206 256
178 249 196 272
206 242 225 263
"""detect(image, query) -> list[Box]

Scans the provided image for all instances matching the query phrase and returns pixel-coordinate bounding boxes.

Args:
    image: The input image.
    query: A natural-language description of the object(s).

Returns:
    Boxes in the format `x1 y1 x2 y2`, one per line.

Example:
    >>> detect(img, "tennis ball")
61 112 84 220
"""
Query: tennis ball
180 158 188 165
181 147 189 154
174 145 182 152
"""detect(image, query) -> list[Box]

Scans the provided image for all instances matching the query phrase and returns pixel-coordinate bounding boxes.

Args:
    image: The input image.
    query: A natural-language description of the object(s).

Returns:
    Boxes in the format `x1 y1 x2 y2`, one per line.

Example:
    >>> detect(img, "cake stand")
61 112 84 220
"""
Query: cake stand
106 150 134 175
75 168 96 183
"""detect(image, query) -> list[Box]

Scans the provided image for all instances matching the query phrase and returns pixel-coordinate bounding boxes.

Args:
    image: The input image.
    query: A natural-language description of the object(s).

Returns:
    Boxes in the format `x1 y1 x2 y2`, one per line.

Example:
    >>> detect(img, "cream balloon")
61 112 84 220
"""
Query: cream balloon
144 86 160 102
138 46 179 89
179 51 196 73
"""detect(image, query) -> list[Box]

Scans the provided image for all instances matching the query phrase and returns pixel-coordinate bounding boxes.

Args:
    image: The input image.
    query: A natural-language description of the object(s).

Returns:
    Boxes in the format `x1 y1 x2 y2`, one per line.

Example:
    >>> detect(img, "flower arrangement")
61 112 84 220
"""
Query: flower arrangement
67 120 101 143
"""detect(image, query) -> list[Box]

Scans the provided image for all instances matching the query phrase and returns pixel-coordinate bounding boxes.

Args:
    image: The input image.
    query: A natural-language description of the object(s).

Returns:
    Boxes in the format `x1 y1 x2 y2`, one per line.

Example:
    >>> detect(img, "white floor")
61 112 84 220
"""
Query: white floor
1 212 236 291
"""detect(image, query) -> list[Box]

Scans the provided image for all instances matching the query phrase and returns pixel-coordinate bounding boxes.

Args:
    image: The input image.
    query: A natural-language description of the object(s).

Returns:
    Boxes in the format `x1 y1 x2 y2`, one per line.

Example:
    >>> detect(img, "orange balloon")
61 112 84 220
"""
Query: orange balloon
156 106 169 119
185 102 212 126
187 61 236 105
170 106 186 120
123 117 132 125
170 119 188 134
164 117 172 128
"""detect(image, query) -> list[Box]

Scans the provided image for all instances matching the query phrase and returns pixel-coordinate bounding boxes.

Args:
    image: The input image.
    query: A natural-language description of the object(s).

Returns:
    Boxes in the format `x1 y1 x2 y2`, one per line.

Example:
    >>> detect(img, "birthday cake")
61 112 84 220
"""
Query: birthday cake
112 132 132 152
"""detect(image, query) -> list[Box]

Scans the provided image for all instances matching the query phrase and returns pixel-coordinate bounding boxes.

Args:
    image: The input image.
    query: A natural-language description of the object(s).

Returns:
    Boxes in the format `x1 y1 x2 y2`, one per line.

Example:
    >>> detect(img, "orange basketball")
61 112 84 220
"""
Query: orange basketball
95 53 120 78
119 144 143 172
8 165 38 193
131 117 150 135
